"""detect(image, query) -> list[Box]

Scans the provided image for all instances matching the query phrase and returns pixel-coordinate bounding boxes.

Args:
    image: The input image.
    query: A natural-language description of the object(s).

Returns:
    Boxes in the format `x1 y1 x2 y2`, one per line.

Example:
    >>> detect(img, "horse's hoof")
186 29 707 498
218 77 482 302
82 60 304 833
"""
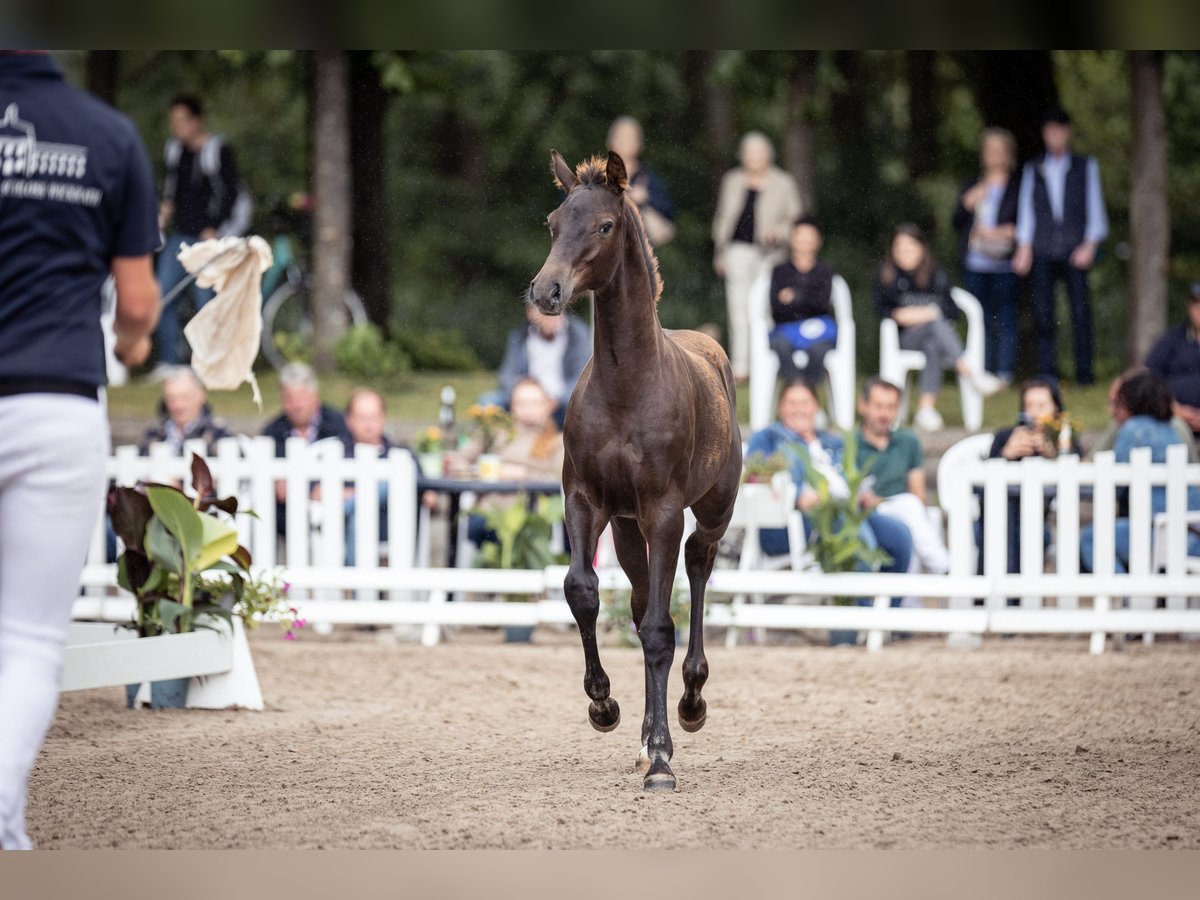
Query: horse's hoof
635 744 651 774
588 698 620 733
678 698 707 733
643 759 677 792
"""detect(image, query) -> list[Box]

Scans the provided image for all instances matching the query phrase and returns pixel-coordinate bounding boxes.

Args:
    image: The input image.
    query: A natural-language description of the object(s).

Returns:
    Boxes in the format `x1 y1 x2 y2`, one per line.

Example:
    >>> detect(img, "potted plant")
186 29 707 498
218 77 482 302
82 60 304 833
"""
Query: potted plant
475 492 566 642
414 426 447 477
791 433 891 646
464 403 513 481
107 454 299 707
741 450 790 485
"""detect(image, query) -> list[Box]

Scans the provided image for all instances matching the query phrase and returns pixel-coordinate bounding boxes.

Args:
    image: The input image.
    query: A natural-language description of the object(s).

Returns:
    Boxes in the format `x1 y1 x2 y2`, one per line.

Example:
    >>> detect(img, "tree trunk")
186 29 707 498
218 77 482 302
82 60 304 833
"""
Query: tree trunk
311 50 352 371
86 51 119 105
965 51 1058 163
906 51 939 179
349 51 391 332
783 52 818 212
701 51 735 184
1128 51 1169 367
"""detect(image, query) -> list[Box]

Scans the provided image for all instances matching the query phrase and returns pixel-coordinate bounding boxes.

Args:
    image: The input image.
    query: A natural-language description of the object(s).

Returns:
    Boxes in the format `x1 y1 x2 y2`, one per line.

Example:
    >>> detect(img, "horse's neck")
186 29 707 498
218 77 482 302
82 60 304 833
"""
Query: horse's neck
591 235 664 385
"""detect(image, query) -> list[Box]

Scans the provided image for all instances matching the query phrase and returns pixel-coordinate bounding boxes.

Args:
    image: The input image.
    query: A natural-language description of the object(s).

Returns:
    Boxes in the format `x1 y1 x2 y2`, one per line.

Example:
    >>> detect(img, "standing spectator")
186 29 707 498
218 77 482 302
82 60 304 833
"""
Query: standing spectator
953 127 1022 387
1012 105 1109 386
152 95 250 376
980 377 1080 585
486 304 590 429
137 366 232 455
767 216 838 387
1145 282 1200 441
0 50 160 850
1081 371 1200 573
262 362 352 533
712 131 802 383
875 224 1003 432
855 378 950 576
606 115 676 246
745 378 912 583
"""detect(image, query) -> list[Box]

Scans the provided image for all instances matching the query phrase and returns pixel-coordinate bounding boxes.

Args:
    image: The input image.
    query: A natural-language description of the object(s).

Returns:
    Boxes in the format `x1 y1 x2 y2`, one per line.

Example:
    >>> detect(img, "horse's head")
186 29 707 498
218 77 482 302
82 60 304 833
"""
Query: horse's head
528 149 631 316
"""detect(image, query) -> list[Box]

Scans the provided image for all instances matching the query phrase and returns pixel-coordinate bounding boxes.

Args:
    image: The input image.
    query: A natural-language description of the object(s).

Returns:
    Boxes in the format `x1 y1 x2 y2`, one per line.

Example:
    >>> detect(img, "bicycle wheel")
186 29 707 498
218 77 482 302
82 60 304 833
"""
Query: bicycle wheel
261 276 313 371
262 276 372 371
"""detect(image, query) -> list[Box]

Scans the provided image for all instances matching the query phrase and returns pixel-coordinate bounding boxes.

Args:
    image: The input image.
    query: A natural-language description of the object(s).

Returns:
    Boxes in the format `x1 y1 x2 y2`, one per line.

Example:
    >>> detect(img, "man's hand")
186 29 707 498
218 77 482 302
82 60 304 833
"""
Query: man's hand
713 259 726 278
962 181 988 211
1011 244 1032 277
200 228 218 241
1070 241 1096 270
113 334 152 368
1173 402 1200 432
859 489 882 511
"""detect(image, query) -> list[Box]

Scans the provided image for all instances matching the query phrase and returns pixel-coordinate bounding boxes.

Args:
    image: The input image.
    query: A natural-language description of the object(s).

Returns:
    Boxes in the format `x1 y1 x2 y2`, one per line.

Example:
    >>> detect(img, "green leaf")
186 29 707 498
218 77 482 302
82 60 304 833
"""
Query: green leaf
193 514 239 573
147 486 204 569
157 599 188 634
231 545 252 569
146 518 183 575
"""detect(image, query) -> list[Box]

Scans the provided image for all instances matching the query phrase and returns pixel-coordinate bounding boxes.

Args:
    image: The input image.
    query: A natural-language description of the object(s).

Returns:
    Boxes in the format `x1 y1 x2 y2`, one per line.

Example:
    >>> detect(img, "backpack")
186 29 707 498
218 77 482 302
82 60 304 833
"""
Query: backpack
164 135 253 237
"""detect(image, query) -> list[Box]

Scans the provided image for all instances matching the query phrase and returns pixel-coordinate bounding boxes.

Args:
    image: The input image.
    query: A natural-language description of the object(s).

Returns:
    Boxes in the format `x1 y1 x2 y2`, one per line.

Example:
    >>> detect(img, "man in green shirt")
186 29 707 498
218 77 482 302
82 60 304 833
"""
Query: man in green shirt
856 377 949 574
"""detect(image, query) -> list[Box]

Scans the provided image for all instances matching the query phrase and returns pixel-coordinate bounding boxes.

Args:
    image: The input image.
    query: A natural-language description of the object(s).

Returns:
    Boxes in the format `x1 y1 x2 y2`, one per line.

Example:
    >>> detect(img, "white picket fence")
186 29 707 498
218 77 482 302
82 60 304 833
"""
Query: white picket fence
72 438 1200 654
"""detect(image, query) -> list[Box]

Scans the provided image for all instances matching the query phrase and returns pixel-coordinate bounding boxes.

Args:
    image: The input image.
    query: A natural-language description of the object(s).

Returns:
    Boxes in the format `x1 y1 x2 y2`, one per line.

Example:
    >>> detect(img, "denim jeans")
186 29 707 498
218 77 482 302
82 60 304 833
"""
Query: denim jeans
962 269 1018 381
1029 257 1093 384
155 232 214 366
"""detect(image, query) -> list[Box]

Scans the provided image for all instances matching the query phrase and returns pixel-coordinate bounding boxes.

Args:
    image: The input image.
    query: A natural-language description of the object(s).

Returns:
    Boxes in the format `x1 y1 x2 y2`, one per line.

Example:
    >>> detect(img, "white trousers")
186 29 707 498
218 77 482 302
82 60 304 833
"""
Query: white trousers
0 394 107 850
875 492 950 575
723 242 777 379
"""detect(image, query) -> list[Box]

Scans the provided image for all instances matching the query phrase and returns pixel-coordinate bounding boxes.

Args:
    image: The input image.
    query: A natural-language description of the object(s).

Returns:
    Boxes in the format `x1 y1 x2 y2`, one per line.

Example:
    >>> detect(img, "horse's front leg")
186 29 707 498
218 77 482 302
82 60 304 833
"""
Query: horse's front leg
639 508 685 791
562 491 618 732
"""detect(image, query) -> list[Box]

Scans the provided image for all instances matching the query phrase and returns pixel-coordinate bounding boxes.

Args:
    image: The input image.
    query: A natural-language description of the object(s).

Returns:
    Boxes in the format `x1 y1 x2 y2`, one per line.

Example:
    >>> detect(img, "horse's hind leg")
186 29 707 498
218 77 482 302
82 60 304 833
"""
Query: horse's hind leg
610 517 653 771
678 527 719 732
562 492 619 732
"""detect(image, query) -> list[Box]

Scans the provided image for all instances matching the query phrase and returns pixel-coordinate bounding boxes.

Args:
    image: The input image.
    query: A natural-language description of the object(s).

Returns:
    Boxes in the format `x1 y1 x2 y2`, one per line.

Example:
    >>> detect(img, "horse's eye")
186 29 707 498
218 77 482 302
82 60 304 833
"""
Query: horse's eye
599 222 614 236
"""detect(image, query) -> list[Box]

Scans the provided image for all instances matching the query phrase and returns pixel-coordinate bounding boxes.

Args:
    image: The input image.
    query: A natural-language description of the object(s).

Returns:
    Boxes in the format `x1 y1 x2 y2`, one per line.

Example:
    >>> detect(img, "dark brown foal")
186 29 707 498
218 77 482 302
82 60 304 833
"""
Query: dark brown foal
528 150 741 792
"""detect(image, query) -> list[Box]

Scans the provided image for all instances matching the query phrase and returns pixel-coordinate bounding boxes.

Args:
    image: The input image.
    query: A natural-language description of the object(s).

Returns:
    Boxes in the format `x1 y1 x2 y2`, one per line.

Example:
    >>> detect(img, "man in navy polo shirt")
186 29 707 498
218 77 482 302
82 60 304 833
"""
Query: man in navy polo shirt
1012 105 1109 386
0 50 160 850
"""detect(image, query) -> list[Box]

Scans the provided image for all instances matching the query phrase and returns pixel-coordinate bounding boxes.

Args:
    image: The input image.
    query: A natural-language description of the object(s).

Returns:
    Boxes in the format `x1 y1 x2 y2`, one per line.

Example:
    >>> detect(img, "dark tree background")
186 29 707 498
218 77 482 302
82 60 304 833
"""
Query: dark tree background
65 50 1200 376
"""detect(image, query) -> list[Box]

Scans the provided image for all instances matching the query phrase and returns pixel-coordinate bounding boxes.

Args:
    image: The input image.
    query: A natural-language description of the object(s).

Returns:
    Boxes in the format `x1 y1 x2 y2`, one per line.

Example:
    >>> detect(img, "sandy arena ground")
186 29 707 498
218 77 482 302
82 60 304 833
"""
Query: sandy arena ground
28 628 1200 849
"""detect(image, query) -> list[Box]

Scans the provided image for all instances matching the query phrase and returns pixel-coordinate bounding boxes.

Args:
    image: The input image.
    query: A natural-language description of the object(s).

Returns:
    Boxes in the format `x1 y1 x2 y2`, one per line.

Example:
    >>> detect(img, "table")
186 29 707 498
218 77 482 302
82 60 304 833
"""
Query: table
417 476 562 568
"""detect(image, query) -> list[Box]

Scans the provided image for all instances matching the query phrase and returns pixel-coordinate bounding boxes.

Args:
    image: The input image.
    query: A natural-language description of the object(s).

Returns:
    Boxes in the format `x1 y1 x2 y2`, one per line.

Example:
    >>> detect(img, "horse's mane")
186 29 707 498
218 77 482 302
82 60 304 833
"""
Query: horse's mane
569 156 664 305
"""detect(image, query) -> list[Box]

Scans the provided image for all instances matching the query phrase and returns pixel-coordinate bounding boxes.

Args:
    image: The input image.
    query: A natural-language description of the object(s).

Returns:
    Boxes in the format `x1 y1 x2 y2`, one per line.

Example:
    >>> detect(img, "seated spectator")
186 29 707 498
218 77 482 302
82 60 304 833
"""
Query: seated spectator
460 378 566 549
261 362 352 533
1081 371 1200 573
745 377 912 593
1145 281 1200 441
482 305 590 429
855 377 949 576
875 223 1003 432
137 366 232 455
979 377 1081 585
1091 368 1199 463
767 216 838 388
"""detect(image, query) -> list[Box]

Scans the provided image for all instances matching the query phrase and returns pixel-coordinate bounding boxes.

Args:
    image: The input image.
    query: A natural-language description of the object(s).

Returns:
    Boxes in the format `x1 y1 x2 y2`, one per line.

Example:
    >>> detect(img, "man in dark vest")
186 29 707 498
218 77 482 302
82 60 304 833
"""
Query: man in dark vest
1012 105 1109 386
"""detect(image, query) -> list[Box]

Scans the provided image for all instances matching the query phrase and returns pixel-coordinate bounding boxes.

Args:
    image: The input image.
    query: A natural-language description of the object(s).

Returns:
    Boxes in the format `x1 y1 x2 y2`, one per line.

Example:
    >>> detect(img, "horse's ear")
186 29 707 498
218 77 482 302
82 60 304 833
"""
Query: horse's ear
605 151 628 194
551 149 576 192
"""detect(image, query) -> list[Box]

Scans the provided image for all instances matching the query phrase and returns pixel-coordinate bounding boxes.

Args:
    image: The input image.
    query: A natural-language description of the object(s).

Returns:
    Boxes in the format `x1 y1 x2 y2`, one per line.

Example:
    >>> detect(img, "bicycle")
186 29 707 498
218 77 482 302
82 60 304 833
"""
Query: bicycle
258 195 369 371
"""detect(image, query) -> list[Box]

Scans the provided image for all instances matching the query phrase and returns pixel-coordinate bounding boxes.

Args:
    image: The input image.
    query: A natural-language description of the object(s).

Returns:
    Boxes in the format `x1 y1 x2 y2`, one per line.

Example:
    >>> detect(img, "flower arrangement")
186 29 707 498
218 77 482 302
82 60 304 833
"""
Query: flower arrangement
1035 411 1083 455
790 432 890 600
742 450 790 484
464 403 513 453
415 426 445 454
108 454 300 639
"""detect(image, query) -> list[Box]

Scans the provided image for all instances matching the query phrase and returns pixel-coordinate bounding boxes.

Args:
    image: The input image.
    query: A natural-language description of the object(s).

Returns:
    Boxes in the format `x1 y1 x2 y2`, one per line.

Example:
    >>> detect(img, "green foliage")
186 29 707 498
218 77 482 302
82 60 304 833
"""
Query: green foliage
601 586 691 647
334 324 412 386
110 455 293 637
393 327 481 372
742 450 790 484
791 433 890 588
475 493 568 587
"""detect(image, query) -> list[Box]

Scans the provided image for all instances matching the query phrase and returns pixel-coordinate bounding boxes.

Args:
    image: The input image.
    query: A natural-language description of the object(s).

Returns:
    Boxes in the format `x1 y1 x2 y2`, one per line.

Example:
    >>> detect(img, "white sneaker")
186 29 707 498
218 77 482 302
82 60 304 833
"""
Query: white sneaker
914 406 944 432
972 370 1005 398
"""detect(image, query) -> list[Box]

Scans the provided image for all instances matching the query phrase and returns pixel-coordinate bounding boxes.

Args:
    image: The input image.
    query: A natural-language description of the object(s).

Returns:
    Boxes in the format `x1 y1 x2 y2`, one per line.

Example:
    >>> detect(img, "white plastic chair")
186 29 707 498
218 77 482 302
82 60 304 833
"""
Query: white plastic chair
936 433 994 523
749 272 857 433
879 286 986 431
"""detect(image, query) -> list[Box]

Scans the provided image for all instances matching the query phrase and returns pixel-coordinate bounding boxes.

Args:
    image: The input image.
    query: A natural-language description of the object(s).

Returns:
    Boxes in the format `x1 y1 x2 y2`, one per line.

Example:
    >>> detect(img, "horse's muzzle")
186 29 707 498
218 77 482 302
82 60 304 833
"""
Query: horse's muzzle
528 277 567 315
